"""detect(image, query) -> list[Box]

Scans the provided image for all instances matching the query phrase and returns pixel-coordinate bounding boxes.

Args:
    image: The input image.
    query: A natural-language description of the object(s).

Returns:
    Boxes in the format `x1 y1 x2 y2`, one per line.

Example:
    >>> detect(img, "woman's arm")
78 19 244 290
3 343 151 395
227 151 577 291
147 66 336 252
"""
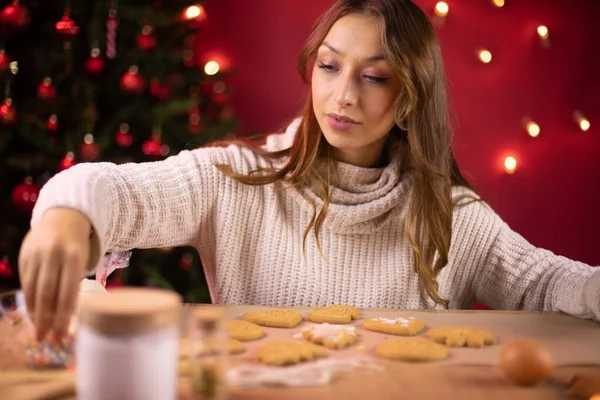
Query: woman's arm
448 187 599 320
30 146 232 275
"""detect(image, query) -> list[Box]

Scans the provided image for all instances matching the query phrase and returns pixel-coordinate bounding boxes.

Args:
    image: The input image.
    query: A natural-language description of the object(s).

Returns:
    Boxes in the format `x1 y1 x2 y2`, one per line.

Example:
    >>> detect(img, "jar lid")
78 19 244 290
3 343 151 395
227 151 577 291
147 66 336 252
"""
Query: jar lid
78 287 182 336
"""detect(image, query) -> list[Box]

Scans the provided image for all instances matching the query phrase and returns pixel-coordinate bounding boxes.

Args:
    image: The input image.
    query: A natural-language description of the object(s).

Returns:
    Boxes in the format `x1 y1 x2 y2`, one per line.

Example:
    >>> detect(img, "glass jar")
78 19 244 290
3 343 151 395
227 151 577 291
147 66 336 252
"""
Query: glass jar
76 287 182 400
189 308 228 400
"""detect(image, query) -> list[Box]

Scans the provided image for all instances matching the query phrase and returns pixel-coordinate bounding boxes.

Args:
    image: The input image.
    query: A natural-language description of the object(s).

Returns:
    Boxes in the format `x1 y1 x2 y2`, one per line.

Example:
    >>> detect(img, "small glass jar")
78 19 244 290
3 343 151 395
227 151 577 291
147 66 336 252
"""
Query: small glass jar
76 287 182 400
189 308 228 400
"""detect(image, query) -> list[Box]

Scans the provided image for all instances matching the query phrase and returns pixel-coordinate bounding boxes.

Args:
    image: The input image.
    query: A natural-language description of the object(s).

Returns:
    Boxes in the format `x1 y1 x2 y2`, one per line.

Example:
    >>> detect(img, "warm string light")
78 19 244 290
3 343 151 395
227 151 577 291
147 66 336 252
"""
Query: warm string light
537 25 551 48
184 5 204 20
492 0 505 7
204 61 219 76
522 117 540 137
434 2 449 17
573 111 591 132
477 49 492 63
504 156 517 174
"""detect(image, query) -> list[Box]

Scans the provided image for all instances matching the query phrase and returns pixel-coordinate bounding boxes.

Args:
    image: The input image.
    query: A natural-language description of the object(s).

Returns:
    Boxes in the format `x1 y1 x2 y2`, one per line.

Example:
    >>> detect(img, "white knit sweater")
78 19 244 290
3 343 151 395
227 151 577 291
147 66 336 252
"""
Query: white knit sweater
30 123 600 321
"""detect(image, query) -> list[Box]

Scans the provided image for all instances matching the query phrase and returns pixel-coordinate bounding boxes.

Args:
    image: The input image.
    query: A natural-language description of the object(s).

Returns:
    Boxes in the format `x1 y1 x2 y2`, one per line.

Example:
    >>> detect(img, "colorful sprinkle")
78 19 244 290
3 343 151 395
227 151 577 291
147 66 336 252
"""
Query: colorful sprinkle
25 333 74 368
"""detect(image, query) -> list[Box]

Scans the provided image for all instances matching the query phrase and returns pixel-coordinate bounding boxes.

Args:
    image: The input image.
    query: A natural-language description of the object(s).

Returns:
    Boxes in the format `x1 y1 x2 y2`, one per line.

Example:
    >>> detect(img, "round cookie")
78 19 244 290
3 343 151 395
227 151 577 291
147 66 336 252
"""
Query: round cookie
227 320 264 341
426 326 496 348
376 338 448 362
364 316 424 336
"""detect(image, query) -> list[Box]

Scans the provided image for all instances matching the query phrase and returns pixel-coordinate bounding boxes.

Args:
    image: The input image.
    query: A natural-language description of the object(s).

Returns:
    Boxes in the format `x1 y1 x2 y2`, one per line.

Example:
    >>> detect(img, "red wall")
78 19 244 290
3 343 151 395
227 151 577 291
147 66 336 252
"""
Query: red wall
196 0 600 269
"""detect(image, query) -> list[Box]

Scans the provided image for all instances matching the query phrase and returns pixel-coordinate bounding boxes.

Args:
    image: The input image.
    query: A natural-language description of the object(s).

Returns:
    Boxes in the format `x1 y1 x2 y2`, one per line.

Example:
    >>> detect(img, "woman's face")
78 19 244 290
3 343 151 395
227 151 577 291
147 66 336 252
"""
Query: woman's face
312 13 401 168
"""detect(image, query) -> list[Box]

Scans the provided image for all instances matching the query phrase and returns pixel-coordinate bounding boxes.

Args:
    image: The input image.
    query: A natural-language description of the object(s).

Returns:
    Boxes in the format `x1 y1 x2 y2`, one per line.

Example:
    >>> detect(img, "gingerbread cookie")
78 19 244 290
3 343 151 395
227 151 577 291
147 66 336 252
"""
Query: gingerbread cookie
242 309 303 328
376 338 448 362
227 320 264 341
258 340 326 366
302 323 358 349
426 326 496 348
364 316 424 336
307 308 352 324
317 304 361 320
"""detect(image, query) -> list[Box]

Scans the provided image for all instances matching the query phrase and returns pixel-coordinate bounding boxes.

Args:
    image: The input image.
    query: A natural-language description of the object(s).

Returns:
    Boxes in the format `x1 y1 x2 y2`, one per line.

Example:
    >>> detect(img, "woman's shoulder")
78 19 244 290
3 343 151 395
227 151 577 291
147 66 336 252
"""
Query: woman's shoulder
191 117 300 174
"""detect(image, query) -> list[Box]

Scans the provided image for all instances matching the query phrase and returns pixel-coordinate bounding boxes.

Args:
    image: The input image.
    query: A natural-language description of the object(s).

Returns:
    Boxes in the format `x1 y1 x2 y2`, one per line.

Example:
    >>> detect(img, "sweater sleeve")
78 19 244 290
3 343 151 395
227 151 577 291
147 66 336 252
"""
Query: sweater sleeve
448 187 600 321
30 146 230 274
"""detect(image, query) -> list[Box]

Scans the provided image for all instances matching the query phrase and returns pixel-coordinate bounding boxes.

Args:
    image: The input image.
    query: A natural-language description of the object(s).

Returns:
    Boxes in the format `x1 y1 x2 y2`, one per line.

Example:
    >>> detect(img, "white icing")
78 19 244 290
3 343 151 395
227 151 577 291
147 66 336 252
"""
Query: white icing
302 323 356 338
373 317 414 325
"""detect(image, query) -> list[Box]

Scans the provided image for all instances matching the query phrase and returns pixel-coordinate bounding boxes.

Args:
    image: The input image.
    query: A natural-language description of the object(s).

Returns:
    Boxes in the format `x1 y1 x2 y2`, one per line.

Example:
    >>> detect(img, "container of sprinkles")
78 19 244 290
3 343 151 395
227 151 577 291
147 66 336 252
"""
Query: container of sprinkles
76 287 182 400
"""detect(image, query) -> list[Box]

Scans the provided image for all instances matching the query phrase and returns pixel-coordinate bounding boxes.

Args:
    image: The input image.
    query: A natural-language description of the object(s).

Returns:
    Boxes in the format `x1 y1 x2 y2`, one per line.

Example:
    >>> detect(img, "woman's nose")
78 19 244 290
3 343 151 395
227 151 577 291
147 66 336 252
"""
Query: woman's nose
334 76 358 107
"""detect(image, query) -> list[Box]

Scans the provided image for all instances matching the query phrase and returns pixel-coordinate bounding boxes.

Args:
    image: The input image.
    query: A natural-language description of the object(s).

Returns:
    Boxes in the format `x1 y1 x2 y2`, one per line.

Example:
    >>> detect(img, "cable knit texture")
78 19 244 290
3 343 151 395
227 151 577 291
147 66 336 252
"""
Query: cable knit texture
30 126 600 321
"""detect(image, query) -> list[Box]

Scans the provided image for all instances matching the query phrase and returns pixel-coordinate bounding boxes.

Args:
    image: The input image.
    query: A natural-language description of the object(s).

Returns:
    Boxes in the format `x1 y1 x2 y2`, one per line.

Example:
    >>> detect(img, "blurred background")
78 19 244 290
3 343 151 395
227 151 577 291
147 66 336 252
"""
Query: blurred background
1 0 598 307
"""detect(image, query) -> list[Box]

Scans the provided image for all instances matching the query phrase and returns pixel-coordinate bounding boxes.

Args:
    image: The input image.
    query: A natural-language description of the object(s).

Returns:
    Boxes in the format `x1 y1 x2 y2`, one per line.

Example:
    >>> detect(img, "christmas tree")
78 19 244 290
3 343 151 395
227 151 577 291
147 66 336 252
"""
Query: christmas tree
0 0 237 303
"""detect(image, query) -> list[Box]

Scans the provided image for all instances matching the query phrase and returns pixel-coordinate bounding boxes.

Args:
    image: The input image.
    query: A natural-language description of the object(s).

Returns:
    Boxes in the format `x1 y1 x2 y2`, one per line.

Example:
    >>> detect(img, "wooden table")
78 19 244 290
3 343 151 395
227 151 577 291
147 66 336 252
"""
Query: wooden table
1 305 599 400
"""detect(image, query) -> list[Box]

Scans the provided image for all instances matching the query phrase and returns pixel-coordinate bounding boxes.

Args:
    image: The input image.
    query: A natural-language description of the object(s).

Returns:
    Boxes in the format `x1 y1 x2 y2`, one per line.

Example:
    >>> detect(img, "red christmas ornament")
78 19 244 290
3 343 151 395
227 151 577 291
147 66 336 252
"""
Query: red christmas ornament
84 48 104 76
0 257 13 278
120 66 145 93
0 98 16 125
148 78 171 100
180 253 193 270
0 1 29 30
0 50 10 72
142 134 169 157
11 177 40 213
60 152 76 170
55 10 79 40
136 25 156 51
115 123 133 148
46 114 59 131
142 136 162 156
188 106 202 134
37 77 55 99
80 134 100 161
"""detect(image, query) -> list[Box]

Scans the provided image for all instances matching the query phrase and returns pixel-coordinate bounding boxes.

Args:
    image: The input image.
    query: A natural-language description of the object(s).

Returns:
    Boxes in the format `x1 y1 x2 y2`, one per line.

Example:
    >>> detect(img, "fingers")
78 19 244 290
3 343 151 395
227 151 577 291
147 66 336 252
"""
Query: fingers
34 251 61 340
18 244 39 325
53 250 84 335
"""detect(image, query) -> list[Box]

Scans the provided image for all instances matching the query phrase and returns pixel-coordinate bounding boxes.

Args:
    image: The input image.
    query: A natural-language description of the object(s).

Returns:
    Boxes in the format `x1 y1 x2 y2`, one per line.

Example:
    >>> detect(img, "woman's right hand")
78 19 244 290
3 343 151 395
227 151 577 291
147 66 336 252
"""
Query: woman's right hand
18 208 92 339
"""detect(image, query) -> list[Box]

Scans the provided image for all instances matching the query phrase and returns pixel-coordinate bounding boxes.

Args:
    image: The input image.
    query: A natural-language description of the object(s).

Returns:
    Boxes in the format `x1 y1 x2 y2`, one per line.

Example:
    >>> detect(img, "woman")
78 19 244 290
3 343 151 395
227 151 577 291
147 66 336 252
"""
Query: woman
18 0 600 339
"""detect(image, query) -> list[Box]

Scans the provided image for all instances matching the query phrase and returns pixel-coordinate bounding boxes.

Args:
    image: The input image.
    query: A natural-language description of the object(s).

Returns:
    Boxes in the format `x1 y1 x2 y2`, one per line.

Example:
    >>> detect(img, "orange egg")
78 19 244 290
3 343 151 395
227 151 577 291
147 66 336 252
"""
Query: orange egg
499 339 554 386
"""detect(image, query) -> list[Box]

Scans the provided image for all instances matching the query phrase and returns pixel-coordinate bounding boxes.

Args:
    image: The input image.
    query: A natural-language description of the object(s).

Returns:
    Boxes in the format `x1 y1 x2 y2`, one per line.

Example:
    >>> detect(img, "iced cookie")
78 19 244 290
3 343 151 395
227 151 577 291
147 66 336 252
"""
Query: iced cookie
307 308 352 324
426 326 496 348
227 320 264 341
302 323 358 349
258 340 326 366
317 304 361 320
376 338 448 362
363 316 424 336
242 310 303 328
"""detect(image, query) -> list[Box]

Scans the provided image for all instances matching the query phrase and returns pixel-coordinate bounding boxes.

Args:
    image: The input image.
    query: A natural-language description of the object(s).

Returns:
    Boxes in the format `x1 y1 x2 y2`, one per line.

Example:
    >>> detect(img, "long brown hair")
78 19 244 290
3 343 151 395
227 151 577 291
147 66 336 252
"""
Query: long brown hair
213 0 476 308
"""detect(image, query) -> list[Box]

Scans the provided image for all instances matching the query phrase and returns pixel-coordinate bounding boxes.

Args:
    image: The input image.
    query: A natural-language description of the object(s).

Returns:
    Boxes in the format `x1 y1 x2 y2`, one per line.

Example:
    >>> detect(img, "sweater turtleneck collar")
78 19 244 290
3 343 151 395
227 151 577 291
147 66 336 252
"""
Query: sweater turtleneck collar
288 137 411 235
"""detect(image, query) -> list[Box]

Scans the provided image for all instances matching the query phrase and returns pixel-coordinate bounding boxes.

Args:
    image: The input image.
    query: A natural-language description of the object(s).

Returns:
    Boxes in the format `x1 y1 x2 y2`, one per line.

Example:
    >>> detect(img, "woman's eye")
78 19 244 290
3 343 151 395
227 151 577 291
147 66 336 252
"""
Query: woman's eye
317 62 336 72
364 75 389 84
